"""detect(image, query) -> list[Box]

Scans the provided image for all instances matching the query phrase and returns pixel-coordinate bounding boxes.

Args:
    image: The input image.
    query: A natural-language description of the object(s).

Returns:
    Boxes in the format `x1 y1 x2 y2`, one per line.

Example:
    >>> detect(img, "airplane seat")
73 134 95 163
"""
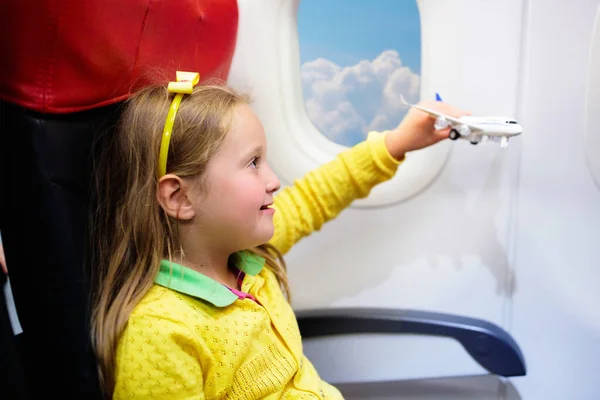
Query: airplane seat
296 308 526 400
0 101 123 399
0 1 238 397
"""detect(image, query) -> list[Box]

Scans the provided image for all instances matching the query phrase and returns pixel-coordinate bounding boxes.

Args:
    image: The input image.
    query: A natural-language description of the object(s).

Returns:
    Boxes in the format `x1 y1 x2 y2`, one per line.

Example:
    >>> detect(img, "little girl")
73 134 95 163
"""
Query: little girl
91 72 468 399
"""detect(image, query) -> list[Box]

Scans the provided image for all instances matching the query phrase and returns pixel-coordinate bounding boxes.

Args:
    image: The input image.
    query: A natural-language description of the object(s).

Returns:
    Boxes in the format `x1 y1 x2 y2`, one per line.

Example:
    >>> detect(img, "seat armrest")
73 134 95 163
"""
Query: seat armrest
295 308 526 377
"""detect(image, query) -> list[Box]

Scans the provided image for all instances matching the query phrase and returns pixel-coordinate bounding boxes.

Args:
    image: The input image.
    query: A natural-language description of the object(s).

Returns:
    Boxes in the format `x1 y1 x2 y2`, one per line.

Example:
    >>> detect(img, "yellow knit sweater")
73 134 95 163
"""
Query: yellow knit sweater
114 132 402 399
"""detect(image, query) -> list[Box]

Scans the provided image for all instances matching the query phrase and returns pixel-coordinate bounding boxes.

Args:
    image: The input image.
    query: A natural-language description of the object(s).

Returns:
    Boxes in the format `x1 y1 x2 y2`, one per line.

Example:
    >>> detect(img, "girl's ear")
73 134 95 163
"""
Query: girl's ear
157 174 195 220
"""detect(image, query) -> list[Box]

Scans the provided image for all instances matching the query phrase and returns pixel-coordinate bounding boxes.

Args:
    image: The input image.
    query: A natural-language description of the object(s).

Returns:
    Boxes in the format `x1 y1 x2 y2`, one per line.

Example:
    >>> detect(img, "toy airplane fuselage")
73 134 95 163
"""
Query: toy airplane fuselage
400 95 522 148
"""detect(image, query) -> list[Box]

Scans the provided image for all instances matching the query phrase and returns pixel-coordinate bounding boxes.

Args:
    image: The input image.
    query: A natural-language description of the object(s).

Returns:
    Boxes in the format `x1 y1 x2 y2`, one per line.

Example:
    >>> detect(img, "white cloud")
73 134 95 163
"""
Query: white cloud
301 50 420 146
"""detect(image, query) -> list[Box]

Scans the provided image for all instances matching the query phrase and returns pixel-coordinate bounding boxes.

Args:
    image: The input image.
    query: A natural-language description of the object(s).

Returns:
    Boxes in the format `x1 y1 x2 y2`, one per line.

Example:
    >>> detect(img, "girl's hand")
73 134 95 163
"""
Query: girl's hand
0 244 6 275
385 101 471 160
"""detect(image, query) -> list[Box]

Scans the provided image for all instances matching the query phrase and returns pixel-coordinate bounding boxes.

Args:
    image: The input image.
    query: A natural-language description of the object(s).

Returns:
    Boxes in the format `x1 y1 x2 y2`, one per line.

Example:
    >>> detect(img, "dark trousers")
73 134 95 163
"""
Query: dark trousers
0 101 121 399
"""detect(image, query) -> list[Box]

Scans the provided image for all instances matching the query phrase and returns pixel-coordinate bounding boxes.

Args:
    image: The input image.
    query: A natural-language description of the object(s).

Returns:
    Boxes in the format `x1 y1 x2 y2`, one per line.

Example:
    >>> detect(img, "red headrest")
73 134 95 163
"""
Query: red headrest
0 0 239 113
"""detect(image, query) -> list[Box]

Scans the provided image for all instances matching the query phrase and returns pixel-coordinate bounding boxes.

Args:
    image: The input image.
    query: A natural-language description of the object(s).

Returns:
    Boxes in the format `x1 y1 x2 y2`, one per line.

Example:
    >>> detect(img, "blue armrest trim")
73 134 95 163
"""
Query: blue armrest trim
295 308 526 377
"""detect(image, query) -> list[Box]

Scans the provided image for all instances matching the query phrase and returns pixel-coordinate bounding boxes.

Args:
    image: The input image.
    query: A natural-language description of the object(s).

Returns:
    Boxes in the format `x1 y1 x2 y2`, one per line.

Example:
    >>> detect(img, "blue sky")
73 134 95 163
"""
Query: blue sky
298 1 422 146
298 0 421 73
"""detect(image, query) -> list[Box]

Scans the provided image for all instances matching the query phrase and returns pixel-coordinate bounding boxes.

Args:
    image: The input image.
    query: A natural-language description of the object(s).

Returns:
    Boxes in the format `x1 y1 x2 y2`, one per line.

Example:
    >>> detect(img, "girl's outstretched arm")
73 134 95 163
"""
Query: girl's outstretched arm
269 101 469 255
269 131 400 255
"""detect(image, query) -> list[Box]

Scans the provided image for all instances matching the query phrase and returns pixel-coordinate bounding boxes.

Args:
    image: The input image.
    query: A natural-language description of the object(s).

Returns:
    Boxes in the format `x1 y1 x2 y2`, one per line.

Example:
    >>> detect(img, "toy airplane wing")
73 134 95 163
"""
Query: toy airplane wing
400 95 483 133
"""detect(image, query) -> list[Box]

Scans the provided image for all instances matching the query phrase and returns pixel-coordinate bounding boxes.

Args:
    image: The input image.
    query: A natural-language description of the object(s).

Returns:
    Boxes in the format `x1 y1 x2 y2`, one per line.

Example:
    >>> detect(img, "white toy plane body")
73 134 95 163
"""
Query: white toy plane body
400 95 522 148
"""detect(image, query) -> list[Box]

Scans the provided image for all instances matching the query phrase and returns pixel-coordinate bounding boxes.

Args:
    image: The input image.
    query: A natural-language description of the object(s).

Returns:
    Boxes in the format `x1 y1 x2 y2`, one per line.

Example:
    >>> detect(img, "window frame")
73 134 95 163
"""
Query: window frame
228 0 453 208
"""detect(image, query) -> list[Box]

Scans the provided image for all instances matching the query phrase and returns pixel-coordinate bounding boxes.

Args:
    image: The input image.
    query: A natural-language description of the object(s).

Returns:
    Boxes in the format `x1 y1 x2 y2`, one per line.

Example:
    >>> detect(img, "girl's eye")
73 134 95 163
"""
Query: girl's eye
250 157 259 169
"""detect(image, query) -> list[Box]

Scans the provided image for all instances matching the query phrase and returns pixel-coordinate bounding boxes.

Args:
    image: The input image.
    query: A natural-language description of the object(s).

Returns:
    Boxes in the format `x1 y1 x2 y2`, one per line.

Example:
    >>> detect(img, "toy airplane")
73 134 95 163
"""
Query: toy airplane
400 94 522 148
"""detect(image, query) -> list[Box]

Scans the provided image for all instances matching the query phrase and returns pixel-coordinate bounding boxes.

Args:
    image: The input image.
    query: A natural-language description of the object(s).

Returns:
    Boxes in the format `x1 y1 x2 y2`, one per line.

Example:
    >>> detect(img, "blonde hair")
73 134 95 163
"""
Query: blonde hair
90 82 290 396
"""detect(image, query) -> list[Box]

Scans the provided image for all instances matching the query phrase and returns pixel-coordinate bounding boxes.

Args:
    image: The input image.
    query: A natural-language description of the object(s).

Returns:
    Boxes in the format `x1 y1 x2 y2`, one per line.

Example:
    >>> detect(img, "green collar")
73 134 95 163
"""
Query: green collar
154 251 265 307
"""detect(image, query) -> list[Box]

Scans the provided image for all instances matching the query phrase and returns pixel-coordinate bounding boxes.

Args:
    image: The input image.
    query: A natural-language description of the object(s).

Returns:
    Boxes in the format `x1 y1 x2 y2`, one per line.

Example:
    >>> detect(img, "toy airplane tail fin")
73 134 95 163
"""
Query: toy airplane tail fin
401 93 443 105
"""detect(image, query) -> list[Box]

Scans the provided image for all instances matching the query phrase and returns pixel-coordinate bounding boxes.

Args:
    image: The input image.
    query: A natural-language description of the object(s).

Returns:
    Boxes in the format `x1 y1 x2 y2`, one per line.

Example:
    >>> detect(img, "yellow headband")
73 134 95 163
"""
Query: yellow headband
157 71 200 178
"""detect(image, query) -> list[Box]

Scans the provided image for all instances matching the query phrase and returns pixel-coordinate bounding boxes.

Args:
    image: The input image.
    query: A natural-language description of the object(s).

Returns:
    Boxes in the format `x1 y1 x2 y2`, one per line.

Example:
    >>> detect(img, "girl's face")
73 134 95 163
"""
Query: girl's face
188 104 281 253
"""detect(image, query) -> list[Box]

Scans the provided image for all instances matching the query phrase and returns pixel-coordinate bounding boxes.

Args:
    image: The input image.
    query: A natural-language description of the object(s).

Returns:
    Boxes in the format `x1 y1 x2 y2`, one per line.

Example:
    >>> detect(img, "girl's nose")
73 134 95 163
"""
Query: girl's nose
266 176 280 194
265 165 281 193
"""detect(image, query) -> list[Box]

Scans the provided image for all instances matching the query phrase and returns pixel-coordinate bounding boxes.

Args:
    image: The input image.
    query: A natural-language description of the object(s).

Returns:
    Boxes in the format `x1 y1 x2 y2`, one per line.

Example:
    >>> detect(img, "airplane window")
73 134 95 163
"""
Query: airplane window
297 0 422 147
229 0 523 207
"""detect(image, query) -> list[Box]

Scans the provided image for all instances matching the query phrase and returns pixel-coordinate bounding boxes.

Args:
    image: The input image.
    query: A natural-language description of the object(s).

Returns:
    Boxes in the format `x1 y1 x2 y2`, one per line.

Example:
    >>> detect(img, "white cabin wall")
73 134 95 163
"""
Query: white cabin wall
228 0 600 398
510 0 600 398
